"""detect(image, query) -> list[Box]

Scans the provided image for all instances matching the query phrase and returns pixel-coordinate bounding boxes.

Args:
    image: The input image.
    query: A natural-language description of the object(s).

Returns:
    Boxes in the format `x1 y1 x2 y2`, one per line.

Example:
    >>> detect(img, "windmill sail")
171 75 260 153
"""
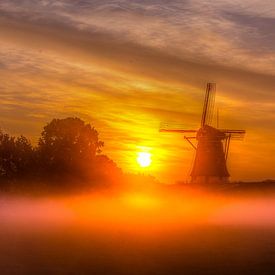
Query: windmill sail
201 83 216 127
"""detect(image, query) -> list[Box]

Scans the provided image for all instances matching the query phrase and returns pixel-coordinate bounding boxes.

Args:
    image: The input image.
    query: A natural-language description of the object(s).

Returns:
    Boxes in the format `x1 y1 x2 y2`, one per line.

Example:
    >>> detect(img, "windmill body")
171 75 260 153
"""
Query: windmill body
191 125 229 184
160 83 245 185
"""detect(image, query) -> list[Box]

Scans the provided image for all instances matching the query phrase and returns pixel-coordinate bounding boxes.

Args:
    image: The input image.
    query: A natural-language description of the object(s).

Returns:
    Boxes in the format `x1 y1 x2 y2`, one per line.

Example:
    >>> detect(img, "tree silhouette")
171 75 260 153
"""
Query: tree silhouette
0 131 33 180
0 117 123 191
37 117 104 179
93 154 122 183
13 135 34 178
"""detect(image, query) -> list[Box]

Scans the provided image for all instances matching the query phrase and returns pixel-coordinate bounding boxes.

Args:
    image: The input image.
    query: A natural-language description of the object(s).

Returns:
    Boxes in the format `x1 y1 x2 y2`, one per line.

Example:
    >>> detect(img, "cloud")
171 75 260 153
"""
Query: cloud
1 0 275 75
1 10 275 102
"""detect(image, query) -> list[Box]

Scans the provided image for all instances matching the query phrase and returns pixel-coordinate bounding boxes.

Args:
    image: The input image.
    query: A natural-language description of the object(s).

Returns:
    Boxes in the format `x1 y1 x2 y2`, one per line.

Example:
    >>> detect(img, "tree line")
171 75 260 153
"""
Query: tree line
0 117 122 191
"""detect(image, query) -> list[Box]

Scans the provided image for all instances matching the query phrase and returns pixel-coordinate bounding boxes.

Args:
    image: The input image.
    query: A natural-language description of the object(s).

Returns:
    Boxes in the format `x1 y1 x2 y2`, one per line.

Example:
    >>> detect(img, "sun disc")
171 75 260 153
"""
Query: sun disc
137 152 152 167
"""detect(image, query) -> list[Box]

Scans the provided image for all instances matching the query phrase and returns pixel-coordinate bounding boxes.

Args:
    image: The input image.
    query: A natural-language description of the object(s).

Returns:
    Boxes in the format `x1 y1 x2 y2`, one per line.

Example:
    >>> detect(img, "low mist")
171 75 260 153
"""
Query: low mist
1 187 275 232
1 185 275 274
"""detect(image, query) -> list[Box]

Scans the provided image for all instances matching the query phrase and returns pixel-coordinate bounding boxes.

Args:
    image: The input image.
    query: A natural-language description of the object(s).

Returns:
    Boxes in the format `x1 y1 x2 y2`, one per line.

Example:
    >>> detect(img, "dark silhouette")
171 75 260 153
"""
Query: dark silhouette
37 117 104 180
0 132 33 181
0 117 122 191
160 83 245 185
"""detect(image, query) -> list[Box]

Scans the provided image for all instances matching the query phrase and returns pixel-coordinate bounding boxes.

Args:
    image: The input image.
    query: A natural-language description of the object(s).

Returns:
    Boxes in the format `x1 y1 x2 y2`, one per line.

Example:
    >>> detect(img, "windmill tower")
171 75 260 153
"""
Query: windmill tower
160 83 245 185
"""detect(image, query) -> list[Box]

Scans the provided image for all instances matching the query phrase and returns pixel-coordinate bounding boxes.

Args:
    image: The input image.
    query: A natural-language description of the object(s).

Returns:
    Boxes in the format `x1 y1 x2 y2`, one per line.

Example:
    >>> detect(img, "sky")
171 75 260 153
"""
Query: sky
1 0 275 183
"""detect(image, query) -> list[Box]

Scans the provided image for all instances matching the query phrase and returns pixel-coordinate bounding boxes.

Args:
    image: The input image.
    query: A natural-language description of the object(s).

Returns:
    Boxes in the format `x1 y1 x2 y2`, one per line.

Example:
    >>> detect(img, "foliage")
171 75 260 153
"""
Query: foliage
37 117 104 179
0 117 122 190
0 132 33 180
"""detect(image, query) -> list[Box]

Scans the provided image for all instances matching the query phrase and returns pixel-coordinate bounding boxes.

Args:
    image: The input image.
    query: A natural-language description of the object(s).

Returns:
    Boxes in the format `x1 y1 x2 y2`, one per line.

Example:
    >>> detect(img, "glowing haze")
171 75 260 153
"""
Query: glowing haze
1 0 275 183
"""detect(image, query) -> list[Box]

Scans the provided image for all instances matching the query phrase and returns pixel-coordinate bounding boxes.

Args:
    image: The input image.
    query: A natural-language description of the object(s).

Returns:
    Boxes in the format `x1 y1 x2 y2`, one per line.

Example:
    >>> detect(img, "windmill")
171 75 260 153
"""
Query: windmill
160 83 245 184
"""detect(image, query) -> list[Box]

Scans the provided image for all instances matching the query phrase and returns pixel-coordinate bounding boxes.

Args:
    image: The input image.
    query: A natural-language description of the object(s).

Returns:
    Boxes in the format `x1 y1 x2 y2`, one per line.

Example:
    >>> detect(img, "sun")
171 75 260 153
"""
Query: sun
137 152 152 168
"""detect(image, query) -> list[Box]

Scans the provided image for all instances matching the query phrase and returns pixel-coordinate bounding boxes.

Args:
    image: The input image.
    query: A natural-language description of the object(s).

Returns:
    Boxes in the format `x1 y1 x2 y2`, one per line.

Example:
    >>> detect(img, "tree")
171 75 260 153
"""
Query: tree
93 154 122 183
14 135 35 178
0 132 16 179
0 131 33 180
0 118 121 191
37 117 104 179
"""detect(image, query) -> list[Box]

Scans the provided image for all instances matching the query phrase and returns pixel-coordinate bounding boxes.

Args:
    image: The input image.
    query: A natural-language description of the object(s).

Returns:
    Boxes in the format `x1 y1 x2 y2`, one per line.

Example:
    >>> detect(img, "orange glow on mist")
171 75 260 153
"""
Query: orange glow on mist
1 191 275 237
122 193 159 209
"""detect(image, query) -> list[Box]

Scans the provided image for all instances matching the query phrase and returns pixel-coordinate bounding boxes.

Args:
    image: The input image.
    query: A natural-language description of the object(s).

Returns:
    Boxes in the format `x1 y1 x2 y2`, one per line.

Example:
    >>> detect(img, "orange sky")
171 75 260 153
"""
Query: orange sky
1 1 275 183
